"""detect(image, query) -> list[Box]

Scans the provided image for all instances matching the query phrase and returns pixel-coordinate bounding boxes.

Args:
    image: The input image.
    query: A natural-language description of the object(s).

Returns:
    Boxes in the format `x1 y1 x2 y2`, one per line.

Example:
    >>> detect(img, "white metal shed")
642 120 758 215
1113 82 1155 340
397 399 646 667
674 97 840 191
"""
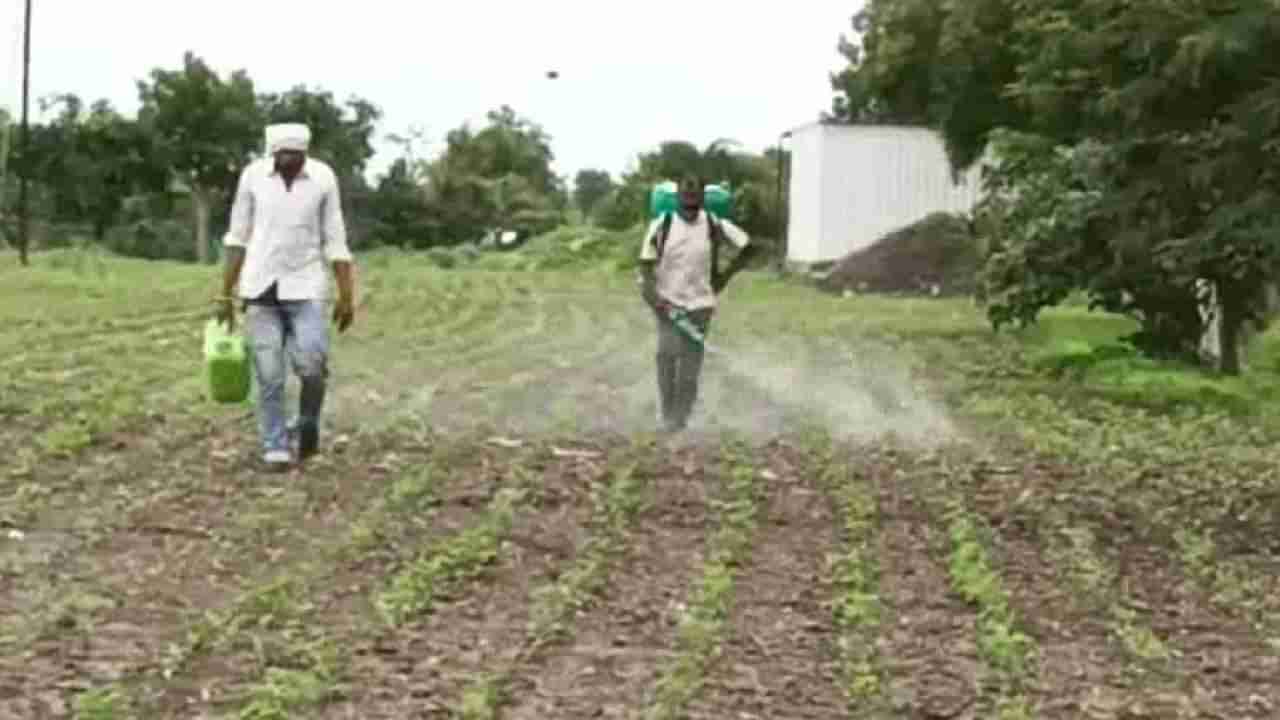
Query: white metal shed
784 122 984 265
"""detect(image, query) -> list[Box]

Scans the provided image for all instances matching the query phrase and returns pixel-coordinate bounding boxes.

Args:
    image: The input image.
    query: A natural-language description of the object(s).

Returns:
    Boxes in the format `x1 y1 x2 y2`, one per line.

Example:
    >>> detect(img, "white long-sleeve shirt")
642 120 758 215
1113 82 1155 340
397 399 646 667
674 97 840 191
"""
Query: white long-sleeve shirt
223 156 353 301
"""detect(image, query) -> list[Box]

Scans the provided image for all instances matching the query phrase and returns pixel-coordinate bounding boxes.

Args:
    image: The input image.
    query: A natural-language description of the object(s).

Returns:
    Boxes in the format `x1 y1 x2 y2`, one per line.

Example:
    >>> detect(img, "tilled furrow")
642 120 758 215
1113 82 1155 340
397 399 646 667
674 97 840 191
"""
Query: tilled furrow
872 459 985 720
501 447 715 720
683 443 846 719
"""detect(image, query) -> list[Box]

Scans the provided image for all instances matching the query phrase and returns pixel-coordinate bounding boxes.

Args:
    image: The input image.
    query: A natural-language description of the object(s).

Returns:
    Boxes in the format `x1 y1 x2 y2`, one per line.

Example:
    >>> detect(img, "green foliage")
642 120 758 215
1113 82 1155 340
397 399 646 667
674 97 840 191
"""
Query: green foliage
838 0 1280 373
415 106 567 244
828 0 1024 170
376 488 520 627
414 224 643 273
507 225 642 272
573 168 615 219
13 52 385 261
239 666 336 720
73 687 130 720
136 52 261 194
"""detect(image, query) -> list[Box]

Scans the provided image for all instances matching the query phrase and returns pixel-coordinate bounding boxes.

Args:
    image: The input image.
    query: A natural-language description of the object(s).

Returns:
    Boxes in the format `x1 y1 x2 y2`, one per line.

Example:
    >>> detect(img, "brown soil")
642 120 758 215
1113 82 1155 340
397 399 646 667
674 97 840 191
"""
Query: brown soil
964 452 1280 719
872 451 984 720
314 447 604 719
501 446 715 719
818 212 979 297
4 392 1277 720
683 443 847 718
0 421 410 720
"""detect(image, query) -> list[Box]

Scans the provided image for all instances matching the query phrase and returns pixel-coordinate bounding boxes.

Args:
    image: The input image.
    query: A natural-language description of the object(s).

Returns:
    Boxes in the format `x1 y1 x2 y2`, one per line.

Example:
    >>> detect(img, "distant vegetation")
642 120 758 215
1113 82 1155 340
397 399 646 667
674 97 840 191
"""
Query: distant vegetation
0 53 784 276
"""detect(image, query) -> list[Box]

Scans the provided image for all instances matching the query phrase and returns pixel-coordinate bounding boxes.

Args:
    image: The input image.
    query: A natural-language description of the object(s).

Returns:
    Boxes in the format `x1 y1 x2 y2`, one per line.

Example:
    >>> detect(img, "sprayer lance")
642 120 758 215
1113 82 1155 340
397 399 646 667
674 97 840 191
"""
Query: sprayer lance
663 305 720 355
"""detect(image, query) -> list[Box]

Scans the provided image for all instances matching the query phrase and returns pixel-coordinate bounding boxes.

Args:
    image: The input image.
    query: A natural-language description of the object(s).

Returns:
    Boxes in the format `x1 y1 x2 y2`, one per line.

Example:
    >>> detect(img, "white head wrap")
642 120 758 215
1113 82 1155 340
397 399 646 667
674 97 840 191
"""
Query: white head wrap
265 123 311 154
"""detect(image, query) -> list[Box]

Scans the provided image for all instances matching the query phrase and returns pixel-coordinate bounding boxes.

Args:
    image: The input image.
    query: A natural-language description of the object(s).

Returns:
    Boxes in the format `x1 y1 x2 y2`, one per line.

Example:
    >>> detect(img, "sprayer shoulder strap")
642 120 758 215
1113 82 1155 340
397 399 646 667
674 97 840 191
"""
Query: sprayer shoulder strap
653 212 674 261
707 213 723 279
654 211 724 285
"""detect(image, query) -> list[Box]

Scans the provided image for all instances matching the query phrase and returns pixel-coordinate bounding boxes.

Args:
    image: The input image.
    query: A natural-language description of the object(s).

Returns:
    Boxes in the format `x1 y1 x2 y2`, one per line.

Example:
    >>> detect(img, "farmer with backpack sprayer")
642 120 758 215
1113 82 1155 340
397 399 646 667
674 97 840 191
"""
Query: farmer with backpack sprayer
639 174 757 433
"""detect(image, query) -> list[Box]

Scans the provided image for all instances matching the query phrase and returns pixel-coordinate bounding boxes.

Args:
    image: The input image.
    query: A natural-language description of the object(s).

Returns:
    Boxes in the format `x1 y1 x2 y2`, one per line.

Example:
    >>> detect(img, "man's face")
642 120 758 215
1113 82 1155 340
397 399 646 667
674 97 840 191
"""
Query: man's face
679 182 703 211
274 149 306 175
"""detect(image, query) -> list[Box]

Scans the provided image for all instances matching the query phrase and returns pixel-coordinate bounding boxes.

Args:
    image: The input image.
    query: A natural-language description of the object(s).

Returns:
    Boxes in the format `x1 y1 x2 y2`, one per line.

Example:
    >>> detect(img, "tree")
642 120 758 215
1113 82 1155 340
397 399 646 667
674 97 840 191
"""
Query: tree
827 0 1023 170
827 0 941 126
363 158 439 249
39 95 165 242
422 106 565 242
987 0 1280 372
839 0 1280 373
572 169 614 219
136 52 261 263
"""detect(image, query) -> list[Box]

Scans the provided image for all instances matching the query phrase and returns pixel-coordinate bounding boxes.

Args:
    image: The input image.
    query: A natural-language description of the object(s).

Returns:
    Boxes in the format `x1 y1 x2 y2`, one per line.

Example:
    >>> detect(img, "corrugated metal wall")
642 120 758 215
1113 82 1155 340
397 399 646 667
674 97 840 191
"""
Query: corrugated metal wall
786 123 983 264
785 125 825 263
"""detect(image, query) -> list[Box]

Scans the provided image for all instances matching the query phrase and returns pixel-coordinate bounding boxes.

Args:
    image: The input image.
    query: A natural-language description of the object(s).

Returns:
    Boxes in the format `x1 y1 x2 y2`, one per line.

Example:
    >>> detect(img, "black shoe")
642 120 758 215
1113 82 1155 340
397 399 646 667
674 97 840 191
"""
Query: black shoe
298 425 319 460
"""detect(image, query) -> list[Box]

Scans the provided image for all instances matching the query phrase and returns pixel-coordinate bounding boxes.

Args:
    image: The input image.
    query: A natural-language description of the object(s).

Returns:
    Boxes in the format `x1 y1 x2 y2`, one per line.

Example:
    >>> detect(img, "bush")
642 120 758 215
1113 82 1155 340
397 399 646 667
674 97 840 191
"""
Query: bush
425 248 458 269
508 225 641 271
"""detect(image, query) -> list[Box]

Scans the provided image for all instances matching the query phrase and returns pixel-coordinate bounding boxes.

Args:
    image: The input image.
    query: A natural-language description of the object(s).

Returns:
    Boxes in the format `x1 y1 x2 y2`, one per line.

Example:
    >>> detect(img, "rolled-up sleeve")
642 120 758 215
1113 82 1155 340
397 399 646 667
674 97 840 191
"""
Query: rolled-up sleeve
223 165 254 248
720 218 750 249
639 217 662 261
321 174 353 263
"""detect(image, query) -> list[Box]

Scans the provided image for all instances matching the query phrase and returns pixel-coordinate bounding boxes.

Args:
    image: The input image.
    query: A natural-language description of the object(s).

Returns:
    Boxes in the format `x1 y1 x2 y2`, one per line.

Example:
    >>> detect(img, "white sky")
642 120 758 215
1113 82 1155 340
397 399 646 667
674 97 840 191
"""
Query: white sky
0 1 860 184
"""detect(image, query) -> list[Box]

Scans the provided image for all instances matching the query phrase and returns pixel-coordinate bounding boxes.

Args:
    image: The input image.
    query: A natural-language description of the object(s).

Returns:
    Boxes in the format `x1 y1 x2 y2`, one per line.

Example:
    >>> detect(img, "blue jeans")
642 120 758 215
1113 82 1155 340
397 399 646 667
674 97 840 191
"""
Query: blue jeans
245 300 329 453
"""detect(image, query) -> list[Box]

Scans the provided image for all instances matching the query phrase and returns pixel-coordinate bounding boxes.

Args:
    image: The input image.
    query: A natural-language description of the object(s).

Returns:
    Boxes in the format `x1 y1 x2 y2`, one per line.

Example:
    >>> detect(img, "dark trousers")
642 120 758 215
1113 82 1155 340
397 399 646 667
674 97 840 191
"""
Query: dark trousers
655 307 713 429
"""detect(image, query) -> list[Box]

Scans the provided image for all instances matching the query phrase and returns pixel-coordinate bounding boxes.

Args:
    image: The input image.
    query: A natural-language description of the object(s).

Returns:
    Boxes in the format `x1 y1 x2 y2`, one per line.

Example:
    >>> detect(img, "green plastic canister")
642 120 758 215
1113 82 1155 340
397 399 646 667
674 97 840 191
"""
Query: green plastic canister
203 319 251 403
703 183 731 219
649 181 733 219
649 181 678 218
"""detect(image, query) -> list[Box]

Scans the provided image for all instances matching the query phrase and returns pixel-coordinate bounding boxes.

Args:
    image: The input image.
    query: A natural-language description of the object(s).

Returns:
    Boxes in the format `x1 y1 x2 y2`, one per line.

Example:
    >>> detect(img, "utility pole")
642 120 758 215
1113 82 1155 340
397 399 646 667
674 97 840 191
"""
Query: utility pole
774 130 791 272
16 0 31 266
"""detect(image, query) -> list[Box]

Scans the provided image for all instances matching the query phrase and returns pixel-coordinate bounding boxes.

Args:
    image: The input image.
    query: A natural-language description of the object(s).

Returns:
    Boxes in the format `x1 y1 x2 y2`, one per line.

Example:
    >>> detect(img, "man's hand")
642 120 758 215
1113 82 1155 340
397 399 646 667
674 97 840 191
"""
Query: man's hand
331 260 356 333
333 295 355 333
219 246 246 331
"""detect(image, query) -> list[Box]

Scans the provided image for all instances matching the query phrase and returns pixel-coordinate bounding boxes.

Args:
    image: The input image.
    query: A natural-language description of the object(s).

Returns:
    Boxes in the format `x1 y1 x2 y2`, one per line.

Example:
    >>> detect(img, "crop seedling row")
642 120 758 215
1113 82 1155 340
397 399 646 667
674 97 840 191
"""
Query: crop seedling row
452 453 650 718
644 442 763 720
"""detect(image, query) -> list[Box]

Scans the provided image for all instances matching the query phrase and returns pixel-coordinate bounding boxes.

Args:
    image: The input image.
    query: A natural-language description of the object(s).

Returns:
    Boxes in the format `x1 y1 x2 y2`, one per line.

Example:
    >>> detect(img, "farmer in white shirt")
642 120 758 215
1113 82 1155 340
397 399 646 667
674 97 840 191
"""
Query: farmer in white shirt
639 175 756 433
215 122 356 469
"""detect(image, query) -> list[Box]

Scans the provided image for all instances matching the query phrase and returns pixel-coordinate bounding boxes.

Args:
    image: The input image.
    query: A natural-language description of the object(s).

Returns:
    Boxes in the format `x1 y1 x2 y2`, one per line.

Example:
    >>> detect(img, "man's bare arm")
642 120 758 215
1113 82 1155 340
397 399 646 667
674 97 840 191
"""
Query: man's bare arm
222 247 246 299
639 259 664 308
333 260 354 303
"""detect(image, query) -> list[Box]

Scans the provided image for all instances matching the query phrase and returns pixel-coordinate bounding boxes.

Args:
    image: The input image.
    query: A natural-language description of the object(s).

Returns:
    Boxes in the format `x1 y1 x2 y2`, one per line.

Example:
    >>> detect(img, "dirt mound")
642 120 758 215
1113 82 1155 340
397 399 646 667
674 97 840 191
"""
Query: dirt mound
818 212 979 296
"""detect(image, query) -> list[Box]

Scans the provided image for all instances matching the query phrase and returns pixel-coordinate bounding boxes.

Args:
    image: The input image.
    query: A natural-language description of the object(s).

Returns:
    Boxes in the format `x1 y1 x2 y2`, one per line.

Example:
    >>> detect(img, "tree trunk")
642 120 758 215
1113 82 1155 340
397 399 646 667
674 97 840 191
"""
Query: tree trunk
93 215 108 245
1217 288 1245 376
192 184 211 264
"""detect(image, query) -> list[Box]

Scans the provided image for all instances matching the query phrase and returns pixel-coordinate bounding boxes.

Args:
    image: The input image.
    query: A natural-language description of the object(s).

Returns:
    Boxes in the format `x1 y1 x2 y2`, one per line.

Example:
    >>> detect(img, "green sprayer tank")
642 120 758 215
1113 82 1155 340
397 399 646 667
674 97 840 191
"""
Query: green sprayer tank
203 319 252 404
649 181 732 219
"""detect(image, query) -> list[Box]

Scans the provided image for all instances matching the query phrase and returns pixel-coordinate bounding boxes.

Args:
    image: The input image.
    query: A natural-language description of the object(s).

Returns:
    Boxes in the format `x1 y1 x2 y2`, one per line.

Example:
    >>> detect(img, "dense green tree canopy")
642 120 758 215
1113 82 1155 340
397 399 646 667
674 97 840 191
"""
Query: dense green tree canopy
832 0 1280 372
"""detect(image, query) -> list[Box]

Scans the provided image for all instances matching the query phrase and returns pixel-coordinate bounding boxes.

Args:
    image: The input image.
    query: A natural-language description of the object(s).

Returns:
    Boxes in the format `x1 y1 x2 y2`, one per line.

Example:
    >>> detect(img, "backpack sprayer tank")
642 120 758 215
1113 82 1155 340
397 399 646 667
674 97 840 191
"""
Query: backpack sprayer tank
649 181 732 220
